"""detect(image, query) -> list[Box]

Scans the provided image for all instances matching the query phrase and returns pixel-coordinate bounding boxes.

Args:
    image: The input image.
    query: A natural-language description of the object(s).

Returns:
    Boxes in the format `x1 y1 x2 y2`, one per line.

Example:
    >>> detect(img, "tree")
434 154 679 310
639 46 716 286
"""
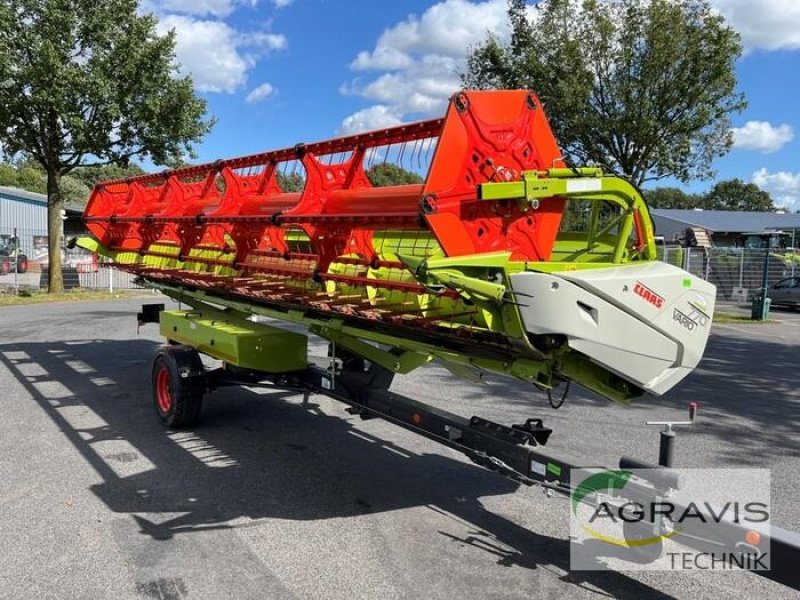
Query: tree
366 163 424 187
644 187 705 209
60 175 91 206
277 172 305 192
70 163 146 190
0 159 47 193
463 0 746 186
0 159 141 205
14 165 47 194
0 0 214 292
0 163 16 188
703 179 775 212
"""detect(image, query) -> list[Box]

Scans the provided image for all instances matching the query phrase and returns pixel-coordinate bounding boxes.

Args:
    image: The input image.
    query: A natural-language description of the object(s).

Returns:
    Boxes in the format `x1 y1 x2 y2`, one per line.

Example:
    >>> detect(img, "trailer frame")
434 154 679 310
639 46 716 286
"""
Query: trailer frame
138 296 800 591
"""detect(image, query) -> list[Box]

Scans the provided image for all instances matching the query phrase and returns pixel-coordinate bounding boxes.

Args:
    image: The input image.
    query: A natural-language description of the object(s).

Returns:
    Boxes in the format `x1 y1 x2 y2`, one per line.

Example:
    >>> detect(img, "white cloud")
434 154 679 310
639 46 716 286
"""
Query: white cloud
157 15 286 93
340 0 800 132
273 0 295 7
752 168 800 211
732 121 794 153
713 0 800 51
357 0 509 64
240 32 288 50
351 47 414 71
246 82 276 103
339 105 403 135
340 0 511 130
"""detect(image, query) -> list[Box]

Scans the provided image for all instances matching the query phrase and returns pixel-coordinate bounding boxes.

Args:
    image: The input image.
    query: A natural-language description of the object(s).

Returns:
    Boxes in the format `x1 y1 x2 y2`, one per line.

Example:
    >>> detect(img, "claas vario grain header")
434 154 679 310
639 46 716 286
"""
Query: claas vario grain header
76 92 800 584
78 89 715 408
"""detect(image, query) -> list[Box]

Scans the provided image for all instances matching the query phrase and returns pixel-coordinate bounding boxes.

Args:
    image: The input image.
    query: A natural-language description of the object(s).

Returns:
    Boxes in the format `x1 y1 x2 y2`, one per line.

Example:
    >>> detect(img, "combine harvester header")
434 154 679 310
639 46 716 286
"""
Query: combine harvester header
78 90 715 405
76 91 800 590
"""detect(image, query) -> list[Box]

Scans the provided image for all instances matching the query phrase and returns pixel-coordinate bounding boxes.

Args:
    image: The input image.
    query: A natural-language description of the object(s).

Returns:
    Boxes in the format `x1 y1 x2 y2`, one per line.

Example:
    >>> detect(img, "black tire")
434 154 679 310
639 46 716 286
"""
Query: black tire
152 345 206 428
328 342 366 373
16 255 28 274
622 519 665 564
0 258 9 275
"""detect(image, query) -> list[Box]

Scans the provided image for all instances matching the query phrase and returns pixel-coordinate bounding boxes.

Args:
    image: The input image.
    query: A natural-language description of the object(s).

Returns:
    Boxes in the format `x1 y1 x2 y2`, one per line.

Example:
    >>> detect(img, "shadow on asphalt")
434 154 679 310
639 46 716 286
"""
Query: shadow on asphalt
0 338 676 599
664 331 800 464
442 327 800 468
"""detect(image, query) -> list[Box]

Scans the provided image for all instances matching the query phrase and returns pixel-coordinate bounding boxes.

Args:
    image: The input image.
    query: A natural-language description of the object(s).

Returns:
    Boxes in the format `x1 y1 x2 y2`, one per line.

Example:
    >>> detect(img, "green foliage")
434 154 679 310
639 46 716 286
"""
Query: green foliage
0 163 17 188
0 0 214 291
70 164 146 189
0 160 46 193
60 175 91 206
703 178 775 212
277 172 305 192
0 0 214 172
644 179 776 211
0 159 141 204
463 0 746 186
270 164 425 193
644 187 705 209
14 166 47 194
366 164 424 187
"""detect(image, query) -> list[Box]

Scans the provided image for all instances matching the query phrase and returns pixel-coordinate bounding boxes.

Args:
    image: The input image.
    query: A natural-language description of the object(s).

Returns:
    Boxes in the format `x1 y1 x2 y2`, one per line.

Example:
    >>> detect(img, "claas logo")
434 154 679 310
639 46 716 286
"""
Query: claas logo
634 282 664 309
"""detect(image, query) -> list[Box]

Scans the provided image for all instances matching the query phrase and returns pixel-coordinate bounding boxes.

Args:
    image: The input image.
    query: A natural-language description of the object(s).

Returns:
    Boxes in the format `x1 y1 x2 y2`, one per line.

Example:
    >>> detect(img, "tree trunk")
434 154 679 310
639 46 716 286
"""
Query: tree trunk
46 168 64 294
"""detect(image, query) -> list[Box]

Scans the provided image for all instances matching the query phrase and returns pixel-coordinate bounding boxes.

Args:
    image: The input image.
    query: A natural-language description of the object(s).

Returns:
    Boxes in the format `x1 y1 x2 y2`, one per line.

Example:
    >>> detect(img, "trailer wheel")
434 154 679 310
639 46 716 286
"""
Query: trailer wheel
622 519 665 564
16 255 28 274
152 345 205 428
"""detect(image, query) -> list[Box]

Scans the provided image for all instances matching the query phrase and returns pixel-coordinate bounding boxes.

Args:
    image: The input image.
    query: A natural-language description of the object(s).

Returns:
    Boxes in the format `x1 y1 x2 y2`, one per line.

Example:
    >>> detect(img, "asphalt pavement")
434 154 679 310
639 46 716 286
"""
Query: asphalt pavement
0 297 798 599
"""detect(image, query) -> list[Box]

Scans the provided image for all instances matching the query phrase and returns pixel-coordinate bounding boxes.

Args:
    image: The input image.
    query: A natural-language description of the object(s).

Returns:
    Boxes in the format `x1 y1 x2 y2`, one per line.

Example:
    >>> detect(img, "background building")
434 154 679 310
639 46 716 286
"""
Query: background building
0 185 84 263
651 209 800 301
652 209 800 248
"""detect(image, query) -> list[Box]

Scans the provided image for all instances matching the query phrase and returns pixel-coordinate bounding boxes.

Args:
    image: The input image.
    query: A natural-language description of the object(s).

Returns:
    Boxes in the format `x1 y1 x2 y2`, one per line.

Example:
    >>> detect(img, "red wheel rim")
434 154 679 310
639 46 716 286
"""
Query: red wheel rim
156 365 172 413
18 258 27 272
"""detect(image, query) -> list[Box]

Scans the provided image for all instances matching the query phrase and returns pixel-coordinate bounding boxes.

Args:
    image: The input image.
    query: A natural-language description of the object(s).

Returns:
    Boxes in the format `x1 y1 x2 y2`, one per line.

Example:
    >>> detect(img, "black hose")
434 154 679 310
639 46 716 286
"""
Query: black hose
547 381 571 409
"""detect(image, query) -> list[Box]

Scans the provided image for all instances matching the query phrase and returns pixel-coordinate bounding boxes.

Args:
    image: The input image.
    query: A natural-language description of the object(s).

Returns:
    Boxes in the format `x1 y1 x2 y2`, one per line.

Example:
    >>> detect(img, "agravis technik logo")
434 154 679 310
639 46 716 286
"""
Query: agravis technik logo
569 468 771 572
572 470 682 548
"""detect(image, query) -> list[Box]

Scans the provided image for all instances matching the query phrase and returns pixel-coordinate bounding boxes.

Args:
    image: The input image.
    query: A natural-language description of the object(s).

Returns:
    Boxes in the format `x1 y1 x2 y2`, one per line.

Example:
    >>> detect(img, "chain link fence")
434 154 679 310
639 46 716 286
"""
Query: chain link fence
660 246 798 301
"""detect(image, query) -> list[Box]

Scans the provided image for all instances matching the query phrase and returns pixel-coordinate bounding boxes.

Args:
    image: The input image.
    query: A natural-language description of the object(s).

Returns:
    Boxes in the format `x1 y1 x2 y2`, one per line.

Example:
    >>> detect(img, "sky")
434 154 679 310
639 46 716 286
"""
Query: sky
140 0 800 210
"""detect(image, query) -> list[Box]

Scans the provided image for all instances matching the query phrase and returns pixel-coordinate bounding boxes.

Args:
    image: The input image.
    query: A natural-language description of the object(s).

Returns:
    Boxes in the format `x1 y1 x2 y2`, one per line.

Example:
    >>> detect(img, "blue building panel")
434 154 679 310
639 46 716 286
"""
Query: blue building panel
0 186 50 259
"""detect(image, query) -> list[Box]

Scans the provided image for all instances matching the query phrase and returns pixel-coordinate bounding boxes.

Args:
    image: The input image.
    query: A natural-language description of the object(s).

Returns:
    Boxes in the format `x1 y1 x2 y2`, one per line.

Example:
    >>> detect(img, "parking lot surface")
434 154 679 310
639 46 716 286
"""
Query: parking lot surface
0 298 798 599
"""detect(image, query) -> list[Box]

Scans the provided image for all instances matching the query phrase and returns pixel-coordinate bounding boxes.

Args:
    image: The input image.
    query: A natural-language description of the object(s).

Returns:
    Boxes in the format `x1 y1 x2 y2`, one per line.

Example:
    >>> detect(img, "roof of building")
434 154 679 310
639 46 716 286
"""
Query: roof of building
651 209 800 233
0 185 48 203
0 185 84 214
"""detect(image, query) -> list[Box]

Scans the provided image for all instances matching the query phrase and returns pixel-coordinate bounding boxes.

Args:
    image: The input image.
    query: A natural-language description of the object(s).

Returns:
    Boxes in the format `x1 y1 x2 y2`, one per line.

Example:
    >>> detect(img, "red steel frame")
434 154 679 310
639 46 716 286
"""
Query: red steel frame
84 90 566 274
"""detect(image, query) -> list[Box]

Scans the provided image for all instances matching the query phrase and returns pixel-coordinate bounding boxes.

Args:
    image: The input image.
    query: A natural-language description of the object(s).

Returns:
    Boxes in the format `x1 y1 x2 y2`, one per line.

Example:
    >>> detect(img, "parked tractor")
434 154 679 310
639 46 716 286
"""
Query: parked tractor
0 234 28 275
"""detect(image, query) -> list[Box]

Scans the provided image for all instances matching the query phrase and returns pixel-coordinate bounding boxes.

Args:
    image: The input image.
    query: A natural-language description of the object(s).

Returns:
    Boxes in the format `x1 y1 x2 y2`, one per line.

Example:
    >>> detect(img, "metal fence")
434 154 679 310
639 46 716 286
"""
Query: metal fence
660 246 798 301
0 226 142 291
58 245 800 299
77 262 143 291
0 226 48 262
3 223 796 300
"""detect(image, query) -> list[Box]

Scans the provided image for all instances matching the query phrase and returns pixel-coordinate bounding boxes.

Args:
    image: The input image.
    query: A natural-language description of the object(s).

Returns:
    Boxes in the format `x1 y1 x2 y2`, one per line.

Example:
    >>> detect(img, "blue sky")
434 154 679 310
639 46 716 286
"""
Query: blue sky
141 0 800 210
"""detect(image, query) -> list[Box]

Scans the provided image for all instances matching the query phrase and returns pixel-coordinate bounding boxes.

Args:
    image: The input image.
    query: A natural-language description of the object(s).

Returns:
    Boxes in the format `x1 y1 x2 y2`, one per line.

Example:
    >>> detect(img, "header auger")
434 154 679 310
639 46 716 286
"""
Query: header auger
78 89 715 405
74 91 800 591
